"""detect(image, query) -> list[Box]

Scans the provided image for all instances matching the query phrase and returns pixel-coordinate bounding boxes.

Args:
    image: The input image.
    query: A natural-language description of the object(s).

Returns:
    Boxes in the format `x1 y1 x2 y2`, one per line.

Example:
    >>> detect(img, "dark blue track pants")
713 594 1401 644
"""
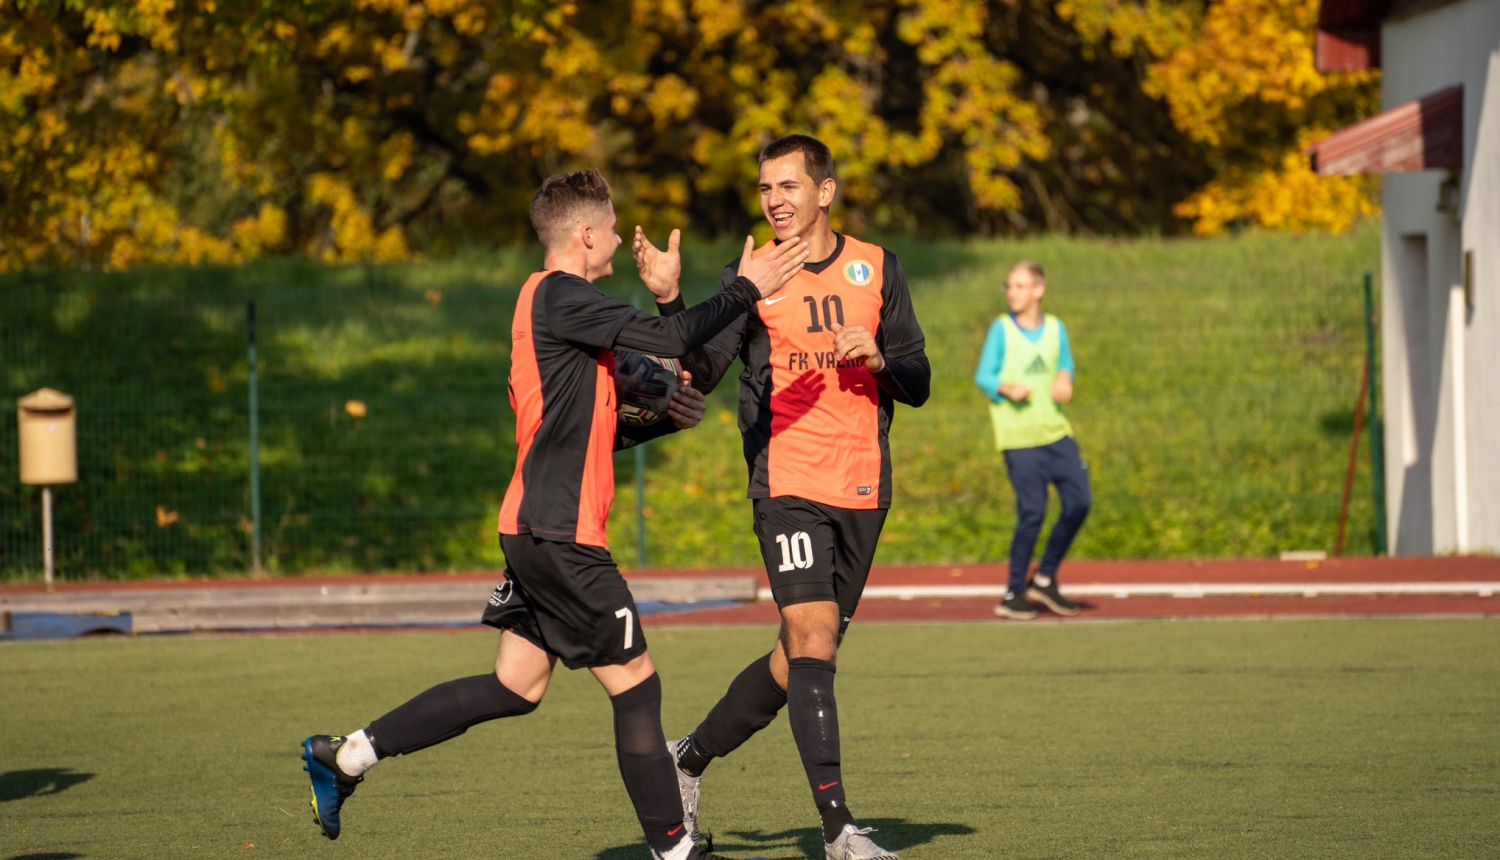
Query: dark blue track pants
1003 436 1091 595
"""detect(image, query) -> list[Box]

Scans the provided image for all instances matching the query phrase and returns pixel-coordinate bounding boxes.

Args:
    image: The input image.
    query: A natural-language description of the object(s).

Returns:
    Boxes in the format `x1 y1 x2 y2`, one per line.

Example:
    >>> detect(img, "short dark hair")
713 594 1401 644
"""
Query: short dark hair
759 134 835 185
531 169 612 249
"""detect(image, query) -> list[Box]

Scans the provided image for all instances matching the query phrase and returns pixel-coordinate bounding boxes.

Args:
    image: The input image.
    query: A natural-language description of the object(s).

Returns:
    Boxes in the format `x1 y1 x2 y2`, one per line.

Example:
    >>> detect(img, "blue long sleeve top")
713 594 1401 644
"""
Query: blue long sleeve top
974 314 1075 404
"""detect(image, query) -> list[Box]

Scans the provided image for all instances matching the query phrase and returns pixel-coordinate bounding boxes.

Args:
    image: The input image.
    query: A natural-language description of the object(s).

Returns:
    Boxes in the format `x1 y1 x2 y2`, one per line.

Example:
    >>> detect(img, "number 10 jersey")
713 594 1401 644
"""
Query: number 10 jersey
696 234 930 511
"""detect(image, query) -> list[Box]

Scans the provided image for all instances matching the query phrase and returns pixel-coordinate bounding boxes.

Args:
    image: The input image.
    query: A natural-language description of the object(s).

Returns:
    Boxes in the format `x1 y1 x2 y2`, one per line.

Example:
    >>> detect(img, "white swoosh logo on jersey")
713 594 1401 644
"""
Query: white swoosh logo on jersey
765 295 788 305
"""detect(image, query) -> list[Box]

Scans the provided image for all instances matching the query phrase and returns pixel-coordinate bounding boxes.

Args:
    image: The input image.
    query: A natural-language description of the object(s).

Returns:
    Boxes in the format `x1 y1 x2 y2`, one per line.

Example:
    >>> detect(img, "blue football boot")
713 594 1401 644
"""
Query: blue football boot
302 735 362 840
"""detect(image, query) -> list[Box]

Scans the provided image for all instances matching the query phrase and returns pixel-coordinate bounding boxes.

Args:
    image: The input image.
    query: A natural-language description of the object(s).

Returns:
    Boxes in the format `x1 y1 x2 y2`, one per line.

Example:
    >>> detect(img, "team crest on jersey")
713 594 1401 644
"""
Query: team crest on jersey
843 260 874 286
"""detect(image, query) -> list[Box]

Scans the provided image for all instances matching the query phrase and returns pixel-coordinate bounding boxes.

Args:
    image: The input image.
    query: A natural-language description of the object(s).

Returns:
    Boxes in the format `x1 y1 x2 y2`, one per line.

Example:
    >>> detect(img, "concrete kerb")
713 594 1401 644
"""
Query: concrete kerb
0 575 758 637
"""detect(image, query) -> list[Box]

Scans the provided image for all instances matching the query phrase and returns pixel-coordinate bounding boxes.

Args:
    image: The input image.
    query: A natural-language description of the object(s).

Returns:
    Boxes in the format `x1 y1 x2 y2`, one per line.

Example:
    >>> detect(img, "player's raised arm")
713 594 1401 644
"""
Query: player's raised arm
623 233 809 391
611 238 807 356
542 269 767 360
635 227 808 304
651 234 810 396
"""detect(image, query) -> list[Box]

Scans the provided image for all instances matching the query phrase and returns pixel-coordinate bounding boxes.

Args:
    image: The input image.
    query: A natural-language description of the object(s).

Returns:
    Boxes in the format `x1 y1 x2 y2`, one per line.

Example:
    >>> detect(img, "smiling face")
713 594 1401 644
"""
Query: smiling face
759 152 836 245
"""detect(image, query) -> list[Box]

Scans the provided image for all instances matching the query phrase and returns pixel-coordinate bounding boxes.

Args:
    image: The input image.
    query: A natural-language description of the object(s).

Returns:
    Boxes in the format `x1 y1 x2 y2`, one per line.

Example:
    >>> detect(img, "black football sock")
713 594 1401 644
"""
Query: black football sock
786 657 855 843
367 673 537 758
610 673 688 854
689 652 787 774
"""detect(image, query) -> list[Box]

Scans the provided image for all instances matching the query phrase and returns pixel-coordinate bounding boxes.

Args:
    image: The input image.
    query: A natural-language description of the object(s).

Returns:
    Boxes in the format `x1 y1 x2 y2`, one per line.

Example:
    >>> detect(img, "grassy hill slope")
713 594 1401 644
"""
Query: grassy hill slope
0 225 1381 579
622 225 1383 569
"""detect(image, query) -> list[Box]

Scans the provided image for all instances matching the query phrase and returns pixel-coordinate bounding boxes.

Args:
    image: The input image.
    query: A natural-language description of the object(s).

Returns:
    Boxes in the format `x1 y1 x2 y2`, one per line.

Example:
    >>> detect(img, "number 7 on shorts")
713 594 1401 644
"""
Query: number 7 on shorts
615 607 634 650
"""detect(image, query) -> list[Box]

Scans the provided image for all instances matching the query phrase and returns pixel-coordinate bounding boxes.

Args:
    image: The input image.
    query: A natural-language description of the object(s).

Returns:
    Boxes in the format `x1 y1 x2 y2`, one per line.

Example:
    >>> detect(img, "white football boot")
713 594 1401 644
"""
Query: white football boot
825 824 900 860
652 833 766 860
667 736 702 842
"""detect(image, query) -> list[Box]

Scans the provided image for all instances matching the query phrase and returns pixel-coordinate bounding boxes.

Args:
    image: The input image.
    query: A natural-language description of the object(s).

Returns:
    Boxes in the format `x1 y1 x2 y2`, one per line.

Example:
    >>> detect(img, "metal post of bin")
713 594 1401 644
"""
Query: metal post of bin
41 483 54 582
42 486 53 584
17 388 77 590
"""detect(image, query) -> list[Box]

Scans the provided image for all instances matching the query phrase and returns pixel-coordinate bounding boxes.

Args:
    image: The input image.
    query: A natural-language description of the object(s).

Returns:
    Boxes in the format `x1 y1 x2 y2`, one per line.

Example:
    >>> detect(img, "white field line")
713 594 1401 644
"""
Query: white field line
757 582 1500 601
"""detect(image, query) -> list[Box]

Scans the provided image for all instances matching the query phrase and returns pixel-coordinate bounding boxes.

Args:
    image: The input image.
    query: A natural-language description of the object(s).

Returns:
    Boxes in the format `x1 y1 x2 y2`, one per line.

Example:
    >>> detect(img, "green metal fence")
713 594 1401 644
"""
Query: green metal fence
1 234 1387 580
1 270 519 578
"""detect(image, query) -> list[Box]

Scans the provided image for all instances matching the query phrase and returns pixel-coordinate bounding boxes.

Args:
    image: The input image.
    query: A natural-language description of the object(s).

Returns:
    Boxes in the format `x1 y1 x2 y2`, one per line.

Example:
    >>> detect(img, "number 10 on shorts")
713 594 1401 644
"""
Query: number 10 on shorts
775 531 814 572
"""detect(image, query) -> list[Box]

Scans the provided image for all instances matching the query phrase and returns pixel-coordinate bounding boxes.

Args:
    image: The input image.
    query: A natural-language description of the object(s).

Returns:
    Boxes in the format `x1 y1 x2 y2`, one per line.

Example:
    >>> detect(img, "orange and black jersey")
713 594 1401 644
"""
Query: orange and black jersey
498 269 764 547
680 234 930 510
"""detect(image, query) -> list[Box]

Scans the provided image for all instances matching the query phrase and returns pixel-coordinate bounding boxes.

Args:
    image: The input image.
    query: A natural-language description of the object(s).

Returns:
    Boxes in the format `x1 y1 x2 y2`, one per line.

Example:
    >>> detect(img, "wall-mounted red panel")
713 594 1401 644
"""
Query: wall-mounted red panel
1316 27 1382 71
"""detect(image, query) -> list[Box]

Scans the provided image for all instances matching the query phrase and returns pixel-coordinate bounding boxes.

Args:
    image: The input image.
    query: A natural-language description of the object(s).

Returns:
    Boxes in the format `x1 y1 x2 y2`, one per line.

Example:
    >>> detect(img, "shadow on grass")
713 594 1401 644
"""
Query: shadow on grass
1319 407 1357 436
0 769 94 802
595 818 975 859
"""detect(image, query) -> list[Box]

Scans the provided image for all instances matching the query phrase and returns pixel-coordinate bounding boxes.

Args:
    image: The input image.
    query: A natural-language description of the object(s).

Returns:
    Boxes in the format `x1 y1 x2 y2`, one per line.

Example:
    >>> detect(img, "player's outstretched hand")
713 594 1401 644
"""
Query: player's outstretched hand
1052 372 1073 404
737 234 809 299
829 323 885 373
668 371 706 430
633 226 682 303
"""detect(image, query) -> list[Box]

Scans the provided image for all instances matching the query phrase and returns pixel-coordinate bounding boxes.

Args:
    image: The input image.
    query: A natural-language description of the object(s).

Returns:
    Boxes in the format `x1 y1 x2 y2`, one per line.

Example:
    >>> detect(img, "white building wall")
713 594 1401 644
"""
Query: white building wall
1466 50 1500 550
1380 0 1500 554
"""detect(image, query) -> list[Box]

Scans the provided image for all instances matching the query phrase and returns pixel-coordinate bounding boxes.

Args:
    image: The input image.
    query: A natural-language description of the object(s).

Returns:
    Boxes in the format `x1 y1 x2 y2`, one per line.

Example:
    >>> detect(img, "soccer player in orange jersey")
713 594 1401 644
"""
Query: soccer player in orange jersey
635 135 930 860
301 169 807 860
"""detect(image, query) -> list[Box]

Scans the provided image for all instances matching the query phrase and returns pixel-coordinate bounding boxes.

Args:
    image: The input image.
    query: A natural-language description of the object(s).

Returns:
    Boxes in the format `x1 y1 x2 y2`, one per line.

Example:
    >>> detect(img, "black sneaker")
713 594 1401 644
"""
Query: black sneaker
1026 578 1081 616
302 735 362 840
994 593 1039 620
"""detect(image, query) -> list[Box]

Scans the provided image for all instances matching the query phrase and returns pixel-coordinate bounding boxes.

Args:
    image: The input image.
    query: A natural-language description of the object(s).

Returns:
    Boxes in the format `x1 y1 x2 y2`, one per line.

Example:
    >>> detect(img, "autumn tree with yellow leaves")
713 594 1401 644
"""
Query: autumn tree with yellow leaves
1062 0 1379 234
0 0 1377 271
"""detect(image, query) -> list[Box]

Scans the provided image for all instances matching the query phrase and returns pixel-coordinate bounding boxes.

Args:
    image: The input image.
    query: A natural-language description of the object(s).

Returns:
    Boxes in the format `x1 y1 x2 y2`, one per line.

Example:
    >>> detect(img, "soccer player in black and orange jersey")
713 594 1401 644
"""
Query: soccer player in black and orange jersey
299 169 808 860
636 135 930 860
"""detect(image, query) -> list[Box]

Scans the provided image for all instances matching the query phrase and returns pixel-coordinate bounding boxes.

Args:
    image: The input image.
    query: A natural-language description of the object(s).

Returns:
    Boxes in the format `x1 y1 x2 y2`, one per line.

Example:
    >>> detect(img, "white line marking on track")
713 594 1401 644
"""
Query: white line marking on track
755 583 1500 601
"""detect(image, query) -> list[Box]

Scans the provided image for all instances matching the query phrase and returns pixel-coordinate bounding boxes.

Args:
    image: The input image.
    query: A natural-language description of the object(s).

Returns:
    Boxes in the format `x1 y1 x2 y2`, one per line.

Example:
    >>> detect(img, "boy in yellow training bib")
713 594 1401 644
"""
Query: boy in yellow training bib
973 261 1091 620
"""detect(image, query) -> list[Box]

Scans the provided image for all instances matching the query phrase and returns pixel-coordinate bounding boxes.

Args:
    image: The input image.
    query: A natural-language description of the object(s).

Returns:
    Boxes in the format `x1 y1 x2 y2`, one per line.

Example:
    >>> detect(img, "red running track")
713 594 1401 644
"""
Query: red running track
634 556 1500 627
628 555 1500 587
642 593 1500 627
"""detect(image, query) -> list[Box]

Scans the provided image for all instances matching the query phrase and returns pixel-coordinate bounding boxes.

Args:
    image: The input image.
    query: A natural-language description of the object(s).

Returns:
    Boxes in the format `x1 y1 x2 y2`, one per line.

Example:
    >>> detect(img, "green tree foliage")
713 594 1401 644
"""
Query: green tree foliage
0 0 1377 271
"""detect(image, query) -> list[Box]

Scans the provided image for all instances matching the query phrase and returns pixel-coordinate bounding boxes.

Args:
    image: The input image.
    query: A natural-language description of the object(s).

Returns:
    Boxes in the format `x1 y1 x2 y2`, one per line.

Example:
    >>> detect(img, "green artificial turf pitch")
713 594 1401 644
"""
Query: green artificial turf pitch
2 618 1497 859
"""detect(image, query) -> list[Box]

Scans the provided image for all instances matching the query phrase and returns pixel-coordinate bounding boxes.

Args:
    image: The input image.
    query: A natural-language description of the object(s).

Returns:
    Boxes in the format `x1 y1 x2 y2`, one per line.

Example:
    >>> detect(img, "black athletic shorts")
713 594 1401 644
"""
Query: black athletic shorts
752 496 888 634
481 534 647 670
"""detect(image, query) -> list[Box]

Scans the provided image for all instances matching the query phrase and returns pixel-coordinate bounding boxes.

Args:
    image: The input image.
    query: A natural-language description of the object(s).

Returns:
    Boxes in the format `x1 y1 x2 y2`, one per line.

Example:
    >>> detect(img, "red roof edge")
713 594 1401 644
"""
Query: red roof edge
1307 85 1464 175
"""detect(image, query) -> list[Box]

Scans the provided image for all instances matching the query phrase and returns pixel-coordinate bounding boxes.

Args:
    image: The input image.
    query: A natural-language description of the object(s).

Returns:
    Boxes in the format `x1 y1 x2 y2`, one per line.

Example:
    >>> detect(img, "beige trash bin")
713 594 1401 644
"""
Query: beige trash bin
17 388 77 486
16 388 76 589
